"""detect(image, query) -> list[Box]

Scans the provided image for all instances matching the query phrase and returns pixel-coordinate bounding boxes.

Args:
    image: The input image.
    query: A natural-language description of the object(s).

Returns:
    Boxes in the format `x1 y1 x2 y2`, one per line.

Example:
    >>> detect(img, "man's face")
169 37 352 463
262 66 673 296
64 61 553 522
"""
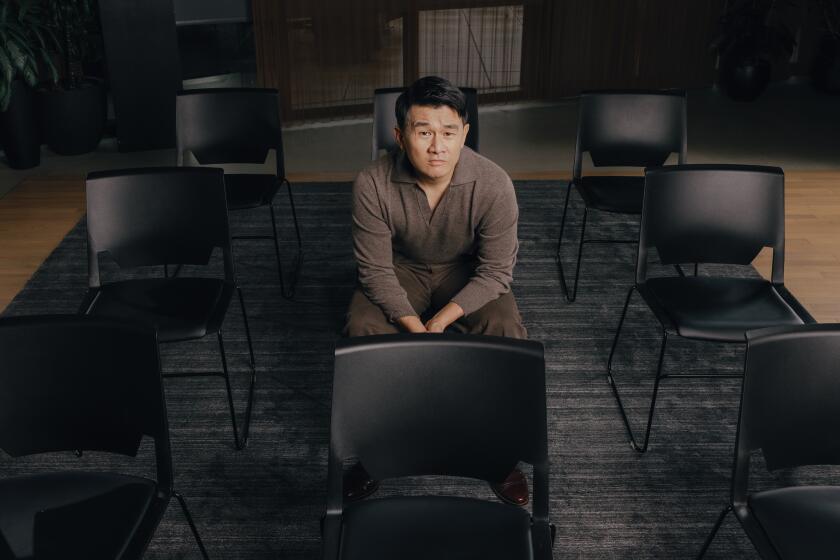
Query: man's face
395 104 469 185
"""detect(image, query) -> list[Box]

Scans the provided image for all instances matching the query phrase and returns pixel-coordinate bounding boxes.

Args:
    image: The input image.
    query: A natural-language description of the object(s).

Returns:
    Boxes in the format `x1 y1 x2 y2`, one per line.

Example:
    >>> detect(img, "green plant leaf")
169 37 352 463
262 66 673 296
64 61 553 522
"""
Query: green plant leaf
0 0 69 89
0 48 14 84
22 58 37 86
0 89 11 113
18 0 33 24
6 27 39 60
40 47 58 83
7 42 27 73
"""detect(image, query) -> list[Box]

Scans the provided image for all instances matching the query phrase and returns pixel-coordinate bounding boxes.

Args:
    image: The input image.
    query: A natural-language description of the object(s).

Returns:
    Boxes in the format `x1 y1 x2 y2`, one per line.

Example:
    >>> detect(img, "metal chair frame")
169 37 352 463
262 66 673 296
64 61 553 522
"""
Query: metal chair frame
81 167 256 450
176 87 302 298
606 165 814 453
556 90 687 302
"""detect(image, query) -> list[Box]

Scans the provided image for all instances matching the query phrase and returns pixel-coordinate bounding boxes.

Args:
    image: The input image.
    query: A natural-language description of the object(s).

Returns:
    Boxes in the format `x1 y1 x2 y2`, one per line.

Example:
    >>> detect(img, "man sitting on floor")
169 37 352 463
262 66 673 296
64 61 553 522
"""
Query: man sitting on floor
344 75 529 505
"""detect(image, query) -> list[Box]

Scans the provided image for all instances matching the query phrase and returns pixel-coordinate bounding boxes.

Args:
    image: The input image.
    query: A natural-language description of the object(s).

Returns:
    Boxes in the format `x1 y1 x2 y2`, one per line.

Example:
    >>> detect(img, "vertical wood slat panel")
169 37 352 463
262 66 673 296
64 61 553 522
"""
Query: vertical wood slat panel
255 0 407 120
544 0 727 98
253 0 826 117
251 0 292 117
405 1 419 83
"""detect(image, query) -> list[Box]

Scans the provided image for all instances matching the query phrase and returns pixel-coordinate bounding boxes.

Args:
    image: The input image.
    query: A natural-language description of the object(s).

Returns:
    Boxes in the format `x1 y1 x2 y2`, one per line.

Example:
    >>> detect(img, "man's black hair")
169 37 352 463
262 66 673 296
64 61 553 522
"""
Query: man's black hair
395 76 468 130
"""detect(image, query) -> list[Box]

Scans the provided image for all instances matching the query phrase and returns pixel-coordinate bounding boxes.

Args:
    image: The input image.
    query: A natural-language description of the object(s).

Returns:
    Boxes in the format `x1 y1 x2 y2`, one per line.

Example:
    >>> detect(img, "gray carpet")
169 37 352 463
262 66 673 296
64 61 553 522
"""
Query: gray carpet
2 181 835 559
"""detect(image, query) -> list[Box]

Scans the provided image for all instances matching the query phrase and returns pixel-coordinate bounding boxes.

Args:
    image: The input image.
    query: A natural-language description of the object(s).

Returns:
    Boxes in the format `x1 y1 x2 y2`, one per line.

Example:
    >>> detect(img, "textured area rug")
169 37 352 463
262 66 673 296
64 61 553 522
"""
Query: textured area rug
2 181 833 559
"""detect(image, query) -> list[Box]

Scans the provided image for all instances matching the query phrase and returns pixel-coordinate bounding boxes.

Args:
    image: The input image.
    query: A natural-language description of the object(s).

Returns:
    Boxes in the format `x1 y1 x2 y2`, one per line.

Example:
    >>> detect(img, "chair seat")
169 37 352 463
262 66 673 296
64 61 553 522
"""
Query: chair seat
0 471 157 559
87 278 234 343
644 277 803 342
224 173 279 210
339 496 535 560
748 486 840 560
575 176 645 214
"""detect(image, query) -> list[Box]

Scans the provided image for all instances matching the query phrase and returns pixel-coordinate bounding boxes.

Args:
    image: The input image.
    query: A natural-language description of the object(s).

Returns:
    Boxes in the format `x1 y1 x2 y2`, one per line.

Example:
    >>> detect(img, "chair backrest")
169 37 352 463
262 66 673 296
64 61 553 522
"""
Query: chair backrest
574 90 686 179
86 167 234 287
328 334 548 514
371 86 480 160
461 86 480 153
637 164 785 284
732 324 840 504
175 87 285 178
0 315 172 489
371 87 405 160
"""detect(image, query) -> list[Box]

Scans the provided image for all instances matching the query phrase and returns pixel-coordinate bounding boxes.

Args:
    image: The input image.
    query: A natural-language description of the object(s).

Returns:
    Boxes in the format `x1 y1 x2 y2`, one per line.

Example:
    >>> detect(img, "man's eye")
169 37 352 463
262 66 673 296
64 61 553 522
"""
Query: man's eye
419 131 431 137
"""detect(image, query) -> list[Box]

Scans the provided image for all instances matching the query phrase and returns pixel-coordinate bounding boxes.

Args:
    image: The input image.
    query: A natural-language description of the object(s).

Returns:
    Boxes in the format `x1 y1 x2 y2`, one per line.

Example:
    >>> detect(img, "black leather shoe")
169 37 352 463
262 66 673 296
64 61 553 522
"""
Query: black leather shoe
490 468 529 506
343 463 380 502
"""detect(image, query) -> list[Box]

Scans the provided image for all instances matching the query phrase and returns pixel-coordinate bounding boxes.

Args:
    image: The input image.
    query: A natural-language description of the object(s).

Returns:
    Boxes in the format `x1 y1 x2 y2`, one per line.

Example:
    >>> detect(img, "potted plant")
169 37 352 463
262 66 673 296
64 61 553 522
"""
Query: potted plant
39 0 106 155
811 0 840 93
0 0 57 169
711 0 798 101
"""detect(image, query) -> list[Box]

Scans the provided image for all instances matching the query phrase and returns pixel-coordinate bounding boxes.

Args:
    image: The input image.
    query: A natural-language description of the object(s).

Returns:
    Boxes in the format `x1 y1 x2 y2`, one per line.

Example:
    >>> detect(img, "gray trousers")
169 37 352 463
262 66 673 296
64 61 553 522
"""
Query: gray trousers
345 262 527 338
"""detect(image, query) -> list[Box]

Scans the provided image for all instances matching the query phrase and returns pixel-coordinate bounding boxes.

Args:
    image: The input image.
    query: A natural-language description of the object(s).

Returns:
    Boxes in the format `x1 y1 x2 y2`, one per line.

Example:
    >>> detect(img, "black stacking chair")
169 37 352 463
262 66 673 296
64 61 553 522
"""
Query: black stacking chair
371 86 479 160
461 86 479 151
698 324 840 559
80 167 256 450
322 334 552 560
557 90 687 302
371 87 406 160
176 88 302 298
0 315 208 559
607 165 813 453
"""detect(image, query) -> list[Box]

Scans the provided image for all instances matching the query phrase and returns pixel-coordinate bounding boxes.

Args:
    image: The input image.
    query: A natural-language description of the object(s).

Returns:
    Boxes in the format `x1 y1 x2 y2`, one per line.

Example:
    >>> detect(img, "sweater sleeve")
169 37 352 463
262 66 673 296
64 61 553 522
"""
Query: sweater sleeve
449 177 519 316
352 171 418 322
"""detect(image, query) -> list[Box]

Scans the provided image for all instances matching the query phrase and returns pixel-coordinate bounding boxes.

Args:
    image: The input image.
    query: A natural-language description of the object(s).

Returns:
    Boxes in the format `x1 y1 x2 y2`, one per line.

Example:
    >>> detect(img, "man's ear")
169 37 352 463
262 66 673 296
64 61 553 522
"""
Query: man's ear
394 126 404 151
461 122 470 146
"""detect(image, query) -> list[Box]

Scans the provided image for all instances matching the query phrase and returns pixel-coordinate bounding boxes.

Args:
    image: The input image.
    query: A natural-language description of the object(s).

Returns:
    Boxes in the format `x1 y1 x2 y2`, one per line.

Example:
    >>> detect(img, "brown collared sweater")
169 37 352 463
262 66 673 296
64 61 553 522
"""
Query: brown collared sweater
352 147 519 321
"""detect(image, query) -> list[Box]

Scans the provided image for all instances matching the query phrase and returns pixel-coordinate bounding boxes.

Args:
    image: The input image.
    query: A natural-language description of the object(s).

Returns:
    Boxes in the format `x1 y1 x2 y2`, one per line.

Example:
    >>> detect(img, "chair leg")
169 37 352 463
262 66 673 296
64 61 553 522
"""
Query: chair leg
173 491 210 560
569 208 588 303
697 504 733 559
606 286 635 382
637 334 668 452
268 204 288 297
217 331 245 450
555 181 573 299
238 287 256 369
556 185 587 304
269 180 303 300
606 286 669 453
237 287 257 445
283 178 303 299
163 264 183 279
674 263 699 277
284 178 303 255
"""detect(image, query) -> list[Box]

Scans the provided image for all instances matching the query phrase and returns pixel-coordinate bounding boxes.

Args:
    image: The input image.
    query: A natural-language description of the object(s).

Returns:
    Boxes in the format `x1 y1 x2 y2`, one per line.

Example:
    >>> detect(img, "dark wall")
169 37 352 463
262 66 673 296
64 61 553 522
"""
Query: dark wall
251 0 830 118
174 0 251 25
100 0 181 151
541 0 726 97
540 0 826 98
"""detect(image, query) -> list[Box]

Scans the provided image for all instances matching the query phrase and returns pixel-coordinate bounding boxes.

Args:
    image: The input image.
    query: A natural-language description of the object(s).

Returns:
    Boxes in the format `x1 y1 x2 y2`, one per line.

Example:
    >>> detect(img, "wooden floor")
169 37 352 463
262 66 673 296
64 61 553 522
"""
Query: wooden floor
2 170 840 321
0 176 87 310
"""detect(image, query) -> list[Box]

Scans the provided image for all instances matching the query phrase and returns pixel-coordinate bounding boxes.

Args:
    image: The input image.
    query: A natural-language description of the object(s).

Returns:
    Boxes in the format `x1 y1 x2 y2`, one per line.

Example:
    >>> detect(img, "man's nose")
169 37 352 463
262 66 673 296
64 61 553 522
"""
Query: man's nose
429 134 445 153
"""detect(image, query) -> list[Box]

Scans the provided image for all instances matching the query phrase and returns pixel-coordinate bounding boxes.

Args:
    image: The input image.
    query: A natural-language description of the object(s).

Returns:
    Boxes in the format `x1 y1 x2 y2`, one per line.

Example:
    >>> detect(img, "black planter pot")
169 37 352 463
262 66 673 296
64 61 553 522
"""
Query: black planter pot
0 80 41 169
719 50 772 102
811 37 840 94
40 79 106 155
